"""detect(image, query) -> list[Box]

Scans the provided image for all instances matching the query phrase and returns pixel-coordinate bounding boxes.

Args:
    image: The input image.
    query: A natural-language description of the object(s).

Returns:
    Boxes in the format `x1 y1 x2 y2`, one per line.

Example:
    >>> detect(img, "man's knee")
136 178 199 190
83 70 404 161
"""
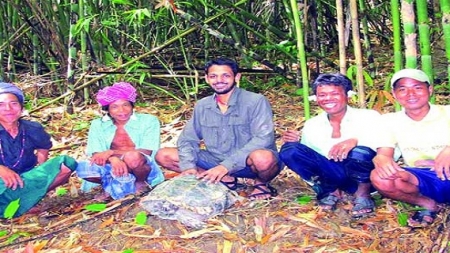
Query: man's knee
155 148 176 165
248 149 278 170
123 151 146 169
344 146 376 183
370 169 390 191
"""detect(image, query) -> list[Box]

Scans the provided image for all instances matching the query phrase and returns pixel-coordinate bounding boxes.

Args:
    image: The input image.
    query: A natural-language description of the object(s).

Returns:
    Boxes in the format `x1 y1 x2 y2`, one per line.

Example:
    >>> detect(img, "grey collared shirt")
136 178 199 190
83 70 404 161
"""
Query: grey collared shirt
177 87 277 173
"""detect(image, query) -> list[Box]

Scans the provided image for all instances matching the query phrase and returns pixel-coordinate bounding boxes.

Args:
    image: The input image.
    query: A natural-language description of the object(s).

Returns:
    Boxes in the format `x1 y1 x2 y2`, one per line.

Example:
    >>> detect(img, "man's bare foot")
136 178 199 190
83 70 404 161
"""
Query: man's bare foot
248 183 277 200
135 181 149 195
94 191 112 202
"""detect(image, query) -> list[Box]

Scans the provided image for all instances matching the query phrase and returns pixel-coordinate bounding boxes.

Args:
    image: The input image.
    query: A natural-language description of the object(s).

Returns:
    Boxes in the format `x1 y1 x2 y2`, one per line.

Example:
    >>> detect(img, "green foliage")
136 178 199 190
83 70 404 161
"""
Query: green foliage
135 211 147 225
84 203 107 212
7 232 30 244
4 199 20 219
55 187 68 196
0 230 8 237
73 121 90 131
346 65 374 87
295 195 312 205
397 212 408 227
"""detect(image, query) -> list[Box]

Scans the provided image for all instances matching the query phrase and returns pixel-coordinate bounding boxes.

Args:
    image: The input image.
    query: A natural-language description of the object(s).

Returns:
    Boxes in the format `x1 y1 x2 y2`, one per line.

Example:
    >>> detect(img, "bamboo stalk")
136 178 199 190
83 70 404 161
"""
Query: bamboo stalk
336 0 347 74
401 0 418 68
350 0 366 108
289 0 310 119
441 0 450 88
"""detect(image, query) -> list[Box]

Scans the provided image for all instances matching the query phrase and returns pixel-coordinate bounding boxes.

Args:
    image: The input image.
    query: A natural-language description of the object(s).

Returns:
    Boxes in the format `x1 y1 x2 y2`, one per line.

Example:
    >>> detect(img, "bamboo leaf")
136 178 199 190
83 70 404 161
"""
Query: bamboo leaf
135 211 147 225
56 187 68 196
84 203 107 212
4 198 20 219
397 212 408 226
295 195 312 205
0 230 8 237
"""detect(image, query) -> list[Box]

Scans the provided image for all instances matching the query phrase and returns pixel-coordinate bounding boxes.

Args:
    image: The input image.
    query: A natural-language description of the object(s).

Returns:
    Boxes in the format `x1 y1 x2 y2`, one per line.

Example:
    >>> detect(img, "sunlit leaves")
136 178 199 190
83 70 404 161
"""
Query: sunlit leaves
84 203 107 212
56 187 68 196
135 211 147 225
295 195 312 205
397 212 408 226
4 199 20 219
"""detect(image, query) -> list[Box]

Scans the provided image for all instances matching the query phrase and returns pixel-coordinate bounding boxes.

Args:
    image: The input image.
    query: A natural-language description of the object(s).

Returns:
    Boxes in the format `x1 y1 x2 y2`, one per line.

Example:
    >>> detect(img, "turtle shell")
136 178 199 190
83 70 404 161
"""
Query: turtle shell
140 175 241 228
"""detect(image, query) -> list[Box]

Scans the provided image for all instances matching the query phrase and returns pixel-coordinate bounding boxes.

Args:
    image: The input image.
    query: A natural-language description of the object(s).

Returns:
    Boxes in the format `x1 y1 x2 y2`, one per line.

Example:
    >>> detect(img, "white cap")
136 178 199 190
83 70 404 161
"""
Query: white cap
390 69 430 89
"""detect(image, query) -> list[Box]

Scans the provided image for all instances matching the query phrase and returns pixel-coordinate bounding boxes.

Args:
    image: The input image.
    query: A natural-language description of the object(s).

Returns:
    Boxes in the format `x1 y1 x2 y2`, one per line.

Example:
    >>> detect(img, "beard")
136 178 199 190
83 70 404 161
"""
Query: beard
213 81 237 95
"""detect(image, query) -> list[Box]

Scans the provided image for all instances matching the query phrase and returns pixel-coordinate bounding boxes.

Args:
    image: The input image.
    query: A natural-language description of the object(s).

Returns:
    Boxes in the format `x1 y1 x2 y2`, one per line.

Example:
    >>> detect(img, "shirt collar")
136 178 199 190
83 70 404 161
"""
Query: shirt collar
209 87 241 108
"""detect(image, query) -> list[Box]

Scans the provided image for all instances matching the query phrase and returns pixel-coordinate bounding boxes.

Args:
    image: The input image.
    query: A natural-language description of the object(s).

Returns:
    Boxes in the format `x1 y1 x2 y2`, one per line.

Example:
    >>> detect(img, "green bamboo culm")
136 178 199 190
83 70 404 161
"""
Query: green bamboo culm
401 0 418 68
358 0 375 77
391 0 403 75
336 0 347 74
391 0 402 111
350 0 366 108
416 0 434 102
289 0 310 119
440 0 450 88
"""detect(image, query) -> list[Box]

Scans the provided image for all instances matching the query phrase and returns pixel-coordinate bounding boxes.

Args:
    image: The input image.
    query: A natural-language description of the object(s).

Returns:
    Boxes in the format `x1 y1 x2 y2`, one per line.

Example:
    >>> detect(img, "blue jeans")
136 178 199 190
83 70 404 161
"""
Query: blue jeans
279 142 375 199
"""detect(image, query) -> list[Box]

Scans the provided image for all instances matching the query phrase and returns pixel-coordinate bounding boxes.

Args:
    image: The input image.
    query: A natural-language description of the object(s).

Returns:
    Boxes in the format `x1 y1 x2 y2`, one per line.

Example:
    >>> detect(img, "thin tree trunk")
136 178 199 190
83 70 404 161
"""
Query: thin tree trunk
289 0 310 119
401 0 418 68
350 0 365 108
441 0 450 88
336 0 347 74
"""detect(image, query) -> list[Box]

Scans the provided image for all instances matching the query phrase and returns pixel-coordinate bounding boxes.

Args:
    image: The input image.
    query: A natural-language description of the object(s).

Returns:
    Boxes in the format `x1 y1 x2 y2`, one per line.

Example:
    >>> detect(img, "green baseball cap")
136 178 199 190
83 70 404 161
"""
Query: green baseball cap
390 69 430 89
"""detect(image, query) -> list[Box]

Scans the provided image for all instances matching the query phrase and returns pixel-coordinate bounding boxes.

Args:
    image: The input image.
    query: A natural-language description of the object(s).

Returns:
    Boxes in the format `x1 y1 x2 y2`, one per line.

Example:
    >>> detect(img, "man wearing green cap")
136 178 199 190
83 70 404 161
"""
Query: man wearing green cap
370 69 450 227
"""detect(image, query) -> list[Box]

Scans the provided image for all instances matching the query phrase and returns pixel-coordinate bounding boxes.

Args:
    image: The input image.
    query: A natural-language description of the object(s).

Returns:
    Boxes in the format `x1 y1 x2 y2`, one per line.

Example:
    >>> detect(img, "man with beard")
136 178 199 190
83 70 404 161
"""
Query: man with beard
156 58 280 199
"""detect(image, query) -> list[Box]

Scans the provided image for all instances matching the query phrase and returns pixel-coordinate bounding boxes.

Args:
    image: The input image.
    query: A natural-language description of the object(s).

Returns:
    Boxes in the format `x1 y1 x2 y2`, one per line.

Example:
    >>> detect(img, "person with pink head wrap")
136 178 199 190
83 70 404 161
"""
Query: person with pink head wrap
96 82 137 107
76 82 164 200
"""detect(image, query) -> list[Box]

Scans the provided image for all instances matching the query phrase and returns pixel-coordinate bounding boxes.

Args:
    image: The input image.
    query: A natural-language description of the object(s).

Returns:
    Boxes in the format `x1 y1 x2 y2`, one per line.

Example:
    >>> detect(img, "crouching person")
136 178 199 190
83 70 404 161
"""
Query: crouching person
0 82 77 217
76 82 164 200
280 73 380 218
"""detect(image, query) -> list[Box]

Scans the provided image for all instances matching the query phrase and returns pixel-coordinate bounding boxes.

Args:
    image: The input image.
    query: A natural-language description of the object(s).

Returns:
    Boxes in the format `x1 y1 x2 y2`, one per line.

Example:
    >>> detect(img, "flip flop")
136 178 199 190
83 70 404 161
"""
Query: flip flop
221 177 246 191
351 197 375 218
408 209 438 228
318 194 340 211
248 183 277 200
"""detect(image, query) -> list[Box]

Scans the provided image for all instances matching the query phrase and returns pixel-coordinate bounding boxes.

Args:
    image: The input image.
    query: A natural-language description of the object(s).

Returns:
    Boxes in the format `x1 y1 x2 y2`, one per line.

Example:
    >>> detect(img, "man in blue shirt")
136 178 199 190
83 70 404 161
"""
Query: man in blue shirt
156 58 280 199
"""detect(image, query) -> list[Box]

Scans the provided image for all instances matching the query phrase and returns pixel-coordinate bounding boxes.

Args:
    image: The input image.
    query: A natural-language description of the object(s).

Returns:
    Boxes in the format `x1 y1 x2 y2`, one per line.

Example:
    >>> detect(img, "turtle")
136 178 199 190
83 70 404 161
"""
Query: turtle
139 174 242 228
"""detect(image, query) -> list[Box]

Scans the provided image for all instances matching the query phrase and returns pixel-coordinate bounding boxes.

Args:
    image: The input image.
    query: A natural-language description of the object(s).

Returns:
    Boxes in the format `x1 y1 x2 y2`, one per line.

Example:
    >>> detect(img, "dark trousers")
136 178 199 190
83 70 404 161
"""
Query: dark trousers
279 142 375 199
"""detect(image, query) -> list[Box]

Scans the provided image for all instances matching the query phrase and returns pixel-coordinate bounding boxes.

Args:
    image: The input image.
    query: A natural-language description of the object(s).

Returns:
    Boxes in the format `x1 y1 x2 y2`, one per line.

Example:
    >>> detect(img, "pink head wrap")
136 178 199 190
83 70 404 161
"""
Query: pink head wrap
96 82 137 106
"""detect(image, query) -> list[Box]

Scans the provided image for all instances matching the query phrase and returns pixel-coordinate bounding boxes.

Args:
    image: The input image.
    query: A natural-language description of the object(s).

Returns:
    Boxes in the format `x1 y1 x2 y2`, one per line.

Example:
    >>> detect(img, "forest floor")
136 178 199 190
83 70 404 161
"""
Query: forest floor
1 80 450 253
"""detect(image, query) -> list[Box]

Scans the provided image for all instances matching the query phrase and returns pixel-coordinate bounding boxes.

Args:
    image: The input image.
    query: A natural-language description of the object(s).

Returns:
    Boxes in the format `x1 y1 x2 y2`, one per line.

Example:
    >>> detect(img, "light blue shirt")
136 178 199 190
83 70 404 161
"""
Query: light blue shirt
86 113 160 158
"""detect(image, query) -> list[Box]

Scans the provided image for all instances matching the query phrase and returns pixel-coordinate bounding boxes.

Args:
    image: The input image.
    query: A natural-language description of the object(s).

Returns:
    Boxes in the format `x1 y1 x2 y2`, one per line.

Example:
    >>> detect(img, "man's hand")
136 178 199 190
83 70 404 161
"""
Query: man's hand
109 157 129 177
373 154 404 179
328 138 357 162
281 129 300 143
432 146 450 180
197 165 229 184
91 150 114 166
0 165 23 190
